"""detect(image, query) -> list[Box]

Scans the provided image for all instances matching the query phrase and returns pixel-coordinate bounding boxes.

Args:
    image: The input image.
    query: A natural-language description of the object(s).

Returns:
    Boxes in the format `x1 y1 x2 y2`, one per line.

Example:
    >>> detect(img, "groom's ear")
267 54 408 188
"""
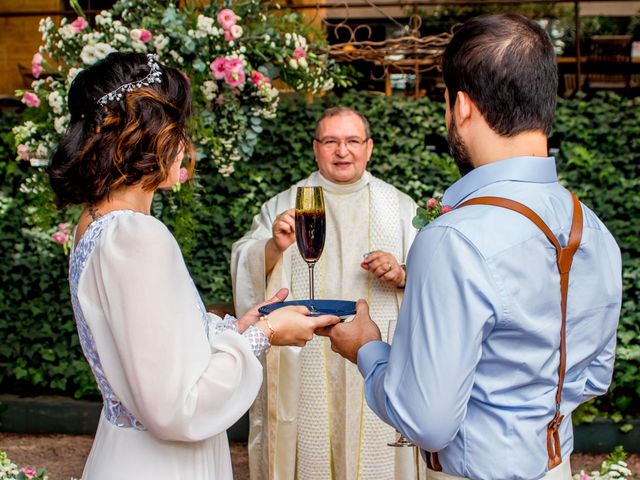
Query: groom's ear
455 91 473 127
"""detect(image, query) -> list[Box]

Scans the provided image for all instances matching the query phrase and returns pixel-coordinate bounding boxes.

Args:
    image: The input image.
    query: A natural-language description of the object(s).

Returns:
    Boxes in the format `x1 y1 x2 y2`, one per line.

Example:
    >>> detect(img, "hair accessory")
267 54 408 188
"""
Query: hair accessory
96 53 162 106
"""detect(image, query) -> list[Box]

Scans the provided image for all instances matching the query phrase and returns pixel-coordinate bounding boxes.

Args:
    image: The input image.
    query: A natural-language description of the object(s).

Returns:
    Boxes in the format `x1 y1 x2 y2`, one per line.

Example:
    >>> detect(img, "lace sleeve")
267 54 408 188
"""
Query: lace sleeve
207 313 270 357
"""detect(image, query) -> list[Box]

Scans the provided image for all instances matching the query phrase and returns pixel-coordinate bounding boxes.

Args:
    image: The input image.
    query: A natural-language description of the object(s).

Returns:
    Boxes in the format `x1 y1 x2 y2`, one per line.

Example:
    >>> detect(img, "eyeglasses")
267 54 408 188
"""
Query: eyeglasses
314 137 369 151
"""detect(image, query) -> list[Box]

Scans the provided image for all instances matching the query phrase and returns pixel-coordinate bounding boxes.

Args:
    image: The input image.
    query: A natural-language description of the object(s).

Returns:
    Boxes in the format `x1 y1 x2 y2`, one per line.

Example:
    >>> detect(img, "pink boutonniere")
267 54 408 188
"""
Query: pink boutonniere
412 197 453 229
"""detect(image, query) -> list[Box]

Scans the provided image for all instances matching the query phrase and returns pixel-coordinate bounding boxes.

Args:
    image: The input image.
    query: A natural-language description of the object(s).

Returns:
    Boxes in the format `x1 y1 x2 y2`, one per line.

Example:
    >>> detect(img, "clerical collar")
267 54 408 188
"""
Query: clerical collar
311 171 371 194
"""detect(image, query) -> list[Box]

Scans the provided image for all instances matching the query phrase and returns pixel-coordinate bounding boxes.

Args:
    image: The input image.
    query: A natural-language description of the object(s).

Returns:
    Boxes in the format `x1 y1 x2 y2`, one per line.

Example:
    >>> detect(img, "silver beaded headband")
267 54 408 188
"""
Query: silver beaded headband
96 53 163 106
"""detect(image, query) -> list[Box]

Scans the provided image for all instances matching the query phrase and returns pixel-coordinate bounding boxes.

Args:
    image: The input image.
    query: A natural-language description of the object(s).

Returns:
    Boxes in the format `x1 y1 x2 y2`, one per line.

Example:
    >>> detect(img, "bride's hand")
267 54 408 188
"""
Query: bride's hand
259 306 340 347
235 288 289 333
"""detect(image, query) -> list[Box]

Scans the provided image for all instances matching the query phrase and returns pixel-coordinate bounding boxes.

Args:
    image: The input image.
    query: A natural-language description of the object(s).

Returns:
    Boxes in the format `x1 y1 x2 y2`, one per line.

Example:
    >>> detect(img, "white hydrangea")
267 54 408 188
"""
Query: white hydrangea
54 115 69 134
113 33 128 44
47 91 64 114
59 24 77 39
36 143 49 159
95 10 112 27
201 80 218 101
80 43 115 65
67 67 82 85
153 33 169 52
131 40 147 53
292 33 307 48
323 78 334 91
169 50 183 63
218 163 235 176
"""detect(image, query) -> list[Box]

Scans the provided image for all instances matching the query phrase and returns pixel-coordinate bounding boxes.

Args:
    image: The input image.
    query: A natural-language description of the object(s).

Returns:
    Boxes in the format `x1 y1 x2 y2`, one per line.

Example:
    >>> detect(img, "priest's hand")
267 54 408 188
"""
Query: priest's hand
271 208 296 251
265 209 296 274
315 300 381 364
361 250 406 288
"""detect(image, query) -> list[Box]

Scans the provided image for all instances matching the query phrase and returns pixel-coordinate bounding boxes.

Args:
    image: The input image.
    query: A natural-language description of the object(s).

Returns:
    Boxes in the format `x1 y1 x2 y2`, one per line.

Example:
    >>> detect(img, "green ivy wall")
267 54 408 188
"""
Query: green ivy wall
0 91 638 422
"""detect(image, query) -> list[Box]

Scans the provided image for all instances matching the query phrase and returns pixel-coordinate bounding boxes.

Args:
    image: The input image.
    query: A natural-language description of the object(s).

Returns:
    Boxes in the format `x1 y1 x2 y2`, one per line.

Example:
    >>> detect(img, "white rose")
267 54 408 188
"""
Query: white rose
230 25 243 39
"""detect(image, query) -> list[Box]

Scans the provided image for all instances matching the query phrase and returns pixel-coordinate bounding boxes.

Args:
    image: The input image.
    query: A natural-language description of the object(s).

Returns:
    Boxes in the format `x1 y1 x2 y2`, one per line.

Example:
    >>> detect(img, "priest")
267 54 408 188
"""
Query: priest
231 107 420 480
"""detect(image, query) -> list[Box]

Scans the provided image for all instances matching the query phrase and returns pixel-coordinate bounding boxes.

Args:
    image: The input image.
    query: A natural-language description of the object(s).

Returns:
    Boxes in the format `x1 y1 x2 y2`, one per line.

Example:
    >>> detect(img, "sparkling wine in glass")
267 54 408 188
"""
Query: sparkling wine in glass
295 187 326 305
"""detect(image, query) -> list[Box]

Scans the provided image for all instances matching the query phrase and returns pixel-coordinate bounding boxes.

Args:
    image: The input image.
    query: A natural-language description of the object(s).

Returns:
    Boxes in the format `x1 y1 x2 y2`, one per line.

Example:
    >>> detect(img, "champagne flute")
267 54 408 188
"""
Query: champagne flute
295 187 326 308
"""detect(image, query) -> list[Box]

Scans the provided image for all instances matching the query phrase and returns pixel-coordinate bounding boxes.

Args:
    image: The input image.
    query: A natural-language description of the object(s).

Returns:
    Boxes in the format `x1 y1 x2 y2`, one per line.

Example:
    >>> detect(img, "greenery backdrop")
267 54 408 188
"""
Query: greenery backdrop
0 90 638 425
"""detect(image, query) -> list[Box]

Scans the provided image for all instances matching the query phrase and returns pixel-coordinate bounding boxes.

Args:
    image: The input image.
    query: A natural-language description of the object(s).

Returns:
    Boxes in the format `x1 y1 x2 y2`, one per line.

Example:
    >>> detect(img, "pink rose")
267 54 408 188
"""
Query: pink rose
179 167 189 184
130 28 152 43
217 8 237 29
52 231 69 244
441 205 453 214
31 53 43 78
52 233 67 244
215 94 225 105
17 144 30 161
224 29 234 42
426 198 439 209
71 16 88 33
31 63 42 78
292 47 306 60
20 467 37 478
226 58 243 74
58 223 71 235
139 29 152 43
224 69 245 88
22 92 40 108
251 71 269 87
224 59 245 87
210 57 227 79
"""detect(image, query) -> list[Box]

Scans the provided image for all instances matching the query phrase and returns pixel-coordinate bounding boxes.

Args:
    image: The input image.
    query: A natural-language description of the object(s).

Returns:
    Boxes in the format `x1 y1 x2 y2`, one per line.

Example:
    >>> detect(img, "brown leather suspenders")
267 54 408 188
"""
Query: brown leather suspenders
427 193 583 472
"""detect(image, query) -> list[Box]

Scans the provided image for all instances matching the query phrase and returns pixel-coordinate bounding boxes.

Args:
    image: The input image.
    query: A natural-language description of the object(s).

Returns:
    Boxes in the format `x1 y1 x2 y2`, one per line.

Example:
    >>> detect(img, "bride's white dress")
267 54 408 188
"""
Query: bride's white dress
70 210 267 479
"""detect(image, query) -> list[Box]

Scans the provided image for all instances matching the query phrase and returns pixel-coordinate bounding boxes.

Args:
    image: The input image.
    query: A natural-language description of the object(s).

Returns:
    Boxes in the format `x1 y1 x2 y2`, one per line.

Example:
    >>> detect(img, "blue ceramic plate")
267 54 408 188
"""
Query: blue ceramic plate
258 299 356 318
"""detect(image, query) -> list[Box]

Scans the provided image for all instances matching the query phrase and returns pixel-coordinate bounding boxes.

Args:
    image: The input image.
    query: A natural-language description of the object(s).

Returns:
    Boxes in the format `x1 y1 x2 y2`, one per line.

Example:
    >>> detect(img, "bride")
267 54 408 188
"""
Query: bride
47 51 339 479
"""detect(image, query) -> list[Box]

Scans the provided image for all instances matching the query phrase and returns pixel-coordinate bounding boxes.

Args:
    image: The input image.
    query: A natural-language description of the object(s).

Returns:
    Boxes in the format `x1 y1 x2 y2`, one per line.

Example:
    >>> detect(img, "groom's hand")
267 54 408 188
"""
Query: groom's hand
315 299 381 364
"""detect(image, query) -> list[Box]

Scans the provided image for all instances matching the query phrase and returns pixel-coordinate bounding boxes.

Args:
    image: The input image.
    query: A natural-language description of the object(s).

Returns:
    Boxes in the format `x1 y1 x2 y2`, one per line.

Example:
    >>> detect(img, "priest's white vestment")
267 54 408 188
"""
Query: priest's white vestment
231 171 421 480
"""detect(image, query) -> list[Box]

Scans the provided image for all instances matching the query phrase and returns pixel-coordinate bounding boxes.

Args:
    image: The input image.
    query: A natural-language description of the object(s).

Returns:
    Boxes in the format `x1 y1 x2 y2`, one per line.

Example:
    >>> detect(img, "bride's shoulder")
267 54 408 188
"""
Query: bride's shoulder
103 212 176 250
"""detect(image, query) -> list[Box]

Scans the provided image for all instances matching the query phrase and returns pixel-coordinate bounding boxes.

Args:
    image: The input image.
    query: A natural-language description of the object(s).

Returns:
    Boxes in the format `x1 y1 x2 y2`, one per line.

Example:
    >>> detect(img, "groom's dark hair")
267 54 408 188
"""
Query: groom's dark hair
442 14 558 137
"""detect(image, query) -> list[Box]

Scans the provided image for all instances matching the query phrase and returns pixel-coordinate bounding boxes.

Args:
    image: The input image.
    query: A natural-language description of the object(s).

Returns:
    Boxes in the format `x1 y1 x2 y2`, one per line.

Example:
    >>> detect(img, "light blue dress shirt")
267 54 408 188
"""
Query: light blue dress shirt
358 156 622 479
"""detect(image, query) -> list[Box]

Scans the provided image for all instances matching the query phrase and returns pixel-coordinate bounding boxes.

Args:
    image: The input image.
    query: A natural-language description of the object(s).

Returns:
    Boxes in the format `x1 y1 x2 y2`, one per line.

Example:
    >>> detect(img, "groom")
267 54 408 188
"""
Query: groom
319 13 622 479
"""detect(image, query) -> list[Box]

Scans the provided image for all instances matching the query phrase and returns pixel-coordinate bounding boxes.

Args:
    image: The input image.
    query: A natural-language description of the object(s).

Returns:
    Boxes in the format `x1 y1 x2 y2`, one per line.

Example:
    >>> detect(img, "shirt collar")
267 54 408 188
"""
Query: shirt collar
442 156 558 207
309 170 371 194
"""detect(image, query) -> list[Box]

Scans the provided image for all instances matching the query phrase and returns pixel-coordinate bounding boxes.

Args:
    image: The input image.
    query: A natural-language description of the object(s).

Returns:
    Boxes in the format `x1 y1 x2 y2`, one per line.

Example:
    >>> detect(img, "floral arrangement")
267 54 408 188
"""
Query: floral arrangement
573 447 633 480
14 0 348 175
412 196 453 229
0 451 48 480
10 0 352 243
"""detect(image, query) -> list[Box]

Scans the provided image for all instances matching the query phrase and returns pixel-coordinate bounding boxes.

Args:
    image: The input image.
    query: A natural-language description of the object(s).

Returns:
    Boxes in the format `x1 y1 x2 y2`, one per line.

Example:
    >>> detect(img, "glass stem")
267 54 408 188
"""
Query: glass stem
308 262 315 301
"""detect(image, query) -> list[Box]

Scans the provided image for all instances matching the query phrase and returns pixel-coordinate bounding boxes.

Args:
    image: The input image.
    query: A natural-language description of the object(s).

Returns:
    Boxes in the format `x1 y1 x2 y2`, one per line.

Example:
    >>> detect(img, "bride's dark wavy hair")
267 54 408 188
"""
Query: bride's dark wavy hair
47 51 195 208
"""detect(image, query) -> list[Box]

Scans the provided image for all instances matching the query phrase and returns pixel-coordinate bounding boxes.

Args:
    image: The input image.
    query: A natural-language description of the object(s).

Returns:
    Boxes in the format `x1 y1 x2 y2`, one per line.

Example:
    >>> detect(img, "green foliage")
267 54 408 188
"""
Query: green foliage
0 92 638 425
